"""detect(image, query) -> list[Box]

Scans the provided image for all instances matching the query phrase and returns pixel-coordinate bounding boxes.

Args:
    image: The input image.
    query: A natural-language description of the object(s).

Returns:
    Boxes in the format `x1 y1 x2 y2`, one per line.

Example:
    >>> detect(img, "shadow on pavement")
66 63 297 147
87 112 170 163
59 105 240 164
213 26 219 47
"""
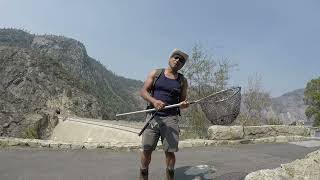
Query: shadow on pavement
175 166 247 180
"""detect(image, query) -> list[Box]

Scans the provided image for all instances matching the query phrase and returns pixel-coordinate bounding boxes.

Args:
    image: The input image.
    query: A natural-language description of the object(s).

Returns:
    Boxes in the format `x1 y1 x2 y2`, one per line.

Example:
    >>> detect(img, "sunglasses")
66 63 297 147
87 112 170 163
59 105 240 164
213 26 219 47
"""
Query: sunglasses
172 55 186 63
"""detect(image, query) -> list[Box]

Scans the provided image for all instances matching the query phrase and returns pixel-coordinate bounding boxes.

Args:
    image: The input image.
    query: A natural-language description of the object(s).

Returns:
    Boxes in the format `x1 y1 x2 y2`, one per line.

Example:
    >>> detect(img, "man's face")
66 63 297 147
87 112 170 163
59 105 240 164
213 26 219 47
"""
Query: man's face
169 54 186 70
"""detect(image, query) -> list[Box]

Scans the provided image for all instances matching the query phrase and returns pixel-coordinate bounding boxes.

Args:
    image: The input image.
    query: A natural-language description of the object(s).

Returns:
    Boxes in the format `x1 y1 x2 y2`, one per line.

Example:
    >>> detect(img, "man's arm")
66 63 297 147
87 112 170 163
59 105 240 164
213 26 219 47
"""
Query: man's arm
179 77 189 109
140 70 166 110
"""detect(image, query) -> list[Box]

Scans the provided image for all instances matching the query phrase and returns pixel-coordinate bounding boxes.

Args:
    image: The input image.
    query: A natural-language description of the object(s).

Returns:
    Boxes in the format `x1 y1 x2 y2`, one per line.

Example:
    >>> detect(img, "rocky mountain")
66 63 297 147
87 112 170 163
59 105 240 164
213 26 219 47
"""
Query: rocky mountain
0 29 144 138
267 89 311 125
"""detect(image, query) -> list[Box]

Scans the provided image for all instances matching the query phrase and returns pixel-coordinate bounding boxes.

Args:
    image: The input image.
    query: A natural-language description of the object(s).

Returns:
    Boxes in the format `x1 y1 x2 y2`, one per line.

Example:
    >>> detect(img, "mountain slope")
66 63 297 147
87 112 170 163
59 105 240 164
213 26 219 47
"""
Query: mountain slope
0 29 144 138
268 89 309 124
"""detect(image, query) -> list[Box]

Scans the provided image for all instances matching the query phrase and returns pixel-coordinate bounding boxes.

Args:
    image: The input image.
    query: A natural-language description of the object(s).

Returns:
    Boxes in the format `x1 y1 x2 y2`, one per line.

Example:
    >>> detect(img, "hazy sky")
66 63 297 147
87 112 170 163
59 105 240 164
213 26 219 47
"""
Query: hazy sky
1 0 319 97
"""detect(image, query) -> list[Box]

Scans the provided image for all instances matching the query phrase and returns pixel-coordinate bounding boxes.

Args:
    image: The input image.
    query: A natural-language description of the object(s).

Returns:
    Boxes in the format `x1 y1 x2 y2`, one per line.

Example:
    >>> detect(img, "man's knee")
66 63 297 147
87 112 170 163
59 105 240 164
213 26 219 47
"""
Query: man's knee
143 150 152 156
141 150 152 161
165 152 175 159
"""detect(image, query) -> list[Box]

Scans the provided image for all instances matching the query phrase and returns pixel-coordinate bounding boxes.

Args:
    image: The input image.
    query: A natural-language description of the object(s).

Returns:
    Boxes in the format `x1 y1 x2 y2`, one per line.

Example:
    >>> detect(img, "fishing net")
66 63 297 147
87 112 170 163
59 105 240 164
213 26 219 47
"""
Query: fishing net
198 87 241 125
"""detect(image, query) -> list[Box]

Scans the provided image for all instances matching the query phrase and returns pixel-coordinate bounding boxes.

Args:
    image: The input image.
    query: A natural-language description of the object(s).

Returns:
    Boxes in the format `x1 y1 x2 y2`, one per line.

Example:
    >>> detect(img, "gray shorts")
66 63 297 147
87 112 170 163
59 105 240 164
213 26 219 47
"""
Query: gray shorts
142 114 180 152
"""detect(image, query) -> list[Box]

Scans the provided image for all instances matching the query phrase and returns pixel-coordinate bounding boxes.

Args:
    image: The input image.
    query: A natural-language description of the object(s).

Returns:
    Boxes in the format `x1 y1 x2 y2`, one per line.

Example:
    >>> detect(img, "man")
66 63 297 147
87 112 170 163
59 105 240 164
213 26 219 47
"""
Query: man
139 48 189 180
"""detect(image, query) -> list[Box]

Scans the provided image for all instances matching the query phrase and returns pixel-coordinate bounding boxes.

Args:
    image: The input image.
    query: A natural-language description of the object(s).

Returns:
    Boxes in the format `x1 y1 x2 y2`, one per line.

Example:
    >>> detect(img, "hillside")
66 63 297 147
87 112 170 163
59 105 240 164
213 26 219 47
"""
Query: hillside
0 29 144 138
267 89 310 124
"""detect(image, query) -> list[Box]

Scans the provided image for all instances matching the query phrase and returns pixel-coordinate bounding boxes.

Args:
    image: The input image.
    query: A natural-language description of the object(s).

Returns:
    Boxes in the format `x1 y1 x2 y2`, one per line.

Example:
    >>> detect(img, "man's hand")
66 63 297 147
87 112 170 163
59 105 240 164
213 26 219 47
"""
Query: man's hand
152 100 166 110
180 100 189 109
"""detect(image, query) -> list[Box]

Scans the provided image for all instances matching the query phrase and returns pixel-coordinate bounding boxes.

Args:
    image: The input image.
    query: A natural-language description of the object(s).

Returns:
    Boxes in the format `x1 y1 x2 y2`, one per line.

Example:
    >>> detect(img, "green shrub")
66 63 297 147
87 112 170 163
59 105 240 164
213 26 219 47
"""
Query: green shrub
304 77 320 127
266 117 283 125
23 126 39 139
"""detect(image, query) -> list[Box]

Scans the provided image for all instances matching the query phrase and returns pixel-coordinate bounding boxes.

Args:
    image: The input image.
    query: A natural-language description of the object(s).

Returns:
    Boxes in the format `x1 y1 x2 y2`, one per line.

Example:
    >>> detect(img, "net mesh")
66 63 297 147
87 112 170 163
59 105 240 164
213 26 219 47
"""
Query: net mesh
199 87 241 125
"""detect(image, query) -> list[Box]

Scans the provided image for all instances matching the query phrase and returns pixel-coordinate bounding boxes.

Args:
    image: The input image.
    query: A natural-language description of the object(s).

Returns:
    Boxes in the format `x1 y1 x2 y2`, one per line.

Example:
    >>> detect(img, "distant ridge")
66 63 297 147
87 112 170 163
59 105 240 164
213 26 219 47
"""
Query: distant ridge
268 88 310 124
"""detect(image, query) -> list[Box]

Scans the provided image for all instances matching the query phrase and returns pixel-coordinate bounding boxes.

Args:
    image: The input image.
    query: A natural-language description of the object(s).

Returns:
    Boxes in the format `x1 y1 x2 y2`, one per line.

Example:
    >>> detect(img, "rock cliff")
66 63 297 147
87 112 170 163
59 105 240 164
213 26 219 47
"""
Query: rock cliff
0 29 144 138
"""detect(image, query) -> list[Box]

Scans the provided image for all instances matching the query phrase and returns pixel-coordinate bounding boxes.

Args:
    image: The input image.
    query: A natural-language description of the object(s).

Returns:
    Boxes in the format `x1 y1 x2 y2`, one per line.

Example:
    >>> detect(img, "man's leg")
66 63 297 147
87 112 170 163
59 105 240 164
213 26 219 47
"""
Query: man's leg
140 116 160 180
165 152 175 180
165 151 176 169
141 150 152 169
160 116 180 180
140 150 152 180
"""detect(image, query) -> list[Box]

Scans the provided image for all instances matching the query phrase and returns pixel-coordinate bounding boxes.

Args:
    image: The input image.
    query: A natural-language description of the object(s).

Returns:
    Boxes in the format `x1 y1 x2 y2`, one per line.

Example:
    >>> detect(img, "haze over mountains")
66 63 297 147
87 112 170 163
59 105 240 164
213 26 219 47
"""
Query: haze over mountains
0 29 309 138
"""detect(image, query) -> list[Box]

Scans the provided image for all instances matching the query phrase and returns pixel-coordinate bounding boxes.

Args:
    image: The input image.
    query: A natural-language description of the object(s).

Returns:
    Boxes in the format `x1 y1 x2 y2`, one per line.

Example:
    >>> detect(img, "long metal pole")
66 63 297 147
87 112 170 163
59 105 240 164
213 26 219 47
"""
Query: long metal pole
116 101 197 117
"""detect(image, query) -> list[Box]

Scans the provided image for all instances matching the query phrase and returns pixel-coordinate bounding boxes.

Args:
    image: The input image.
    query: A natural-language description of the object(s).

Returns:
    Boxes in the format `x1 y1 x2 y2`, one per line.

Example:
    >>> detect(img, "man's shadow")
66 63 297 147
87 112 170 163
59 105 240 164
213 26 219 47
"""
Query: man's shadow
175 166 247 180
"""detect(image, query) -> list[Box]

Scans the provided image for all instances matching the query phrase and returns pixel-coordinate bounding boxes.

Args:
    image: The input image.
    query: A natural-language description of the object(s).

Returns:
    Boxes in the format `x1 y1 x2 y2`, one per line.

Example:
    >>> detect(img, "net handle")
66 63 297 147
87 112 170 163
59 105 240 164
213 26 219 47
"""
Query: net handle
115 102 195 117
115 86 241 117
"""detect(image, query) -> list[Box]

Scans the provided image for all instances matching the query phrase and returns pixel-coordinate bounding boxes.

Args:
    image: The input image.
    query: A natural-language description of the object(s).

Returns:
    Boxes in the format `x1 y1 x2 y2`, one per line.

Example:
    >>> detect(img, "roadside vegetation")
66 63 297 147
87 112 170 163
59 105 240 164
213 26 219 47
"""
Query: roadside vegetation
180 44 283 139
180 44 236 138
237 74 282 126
304 77 320 127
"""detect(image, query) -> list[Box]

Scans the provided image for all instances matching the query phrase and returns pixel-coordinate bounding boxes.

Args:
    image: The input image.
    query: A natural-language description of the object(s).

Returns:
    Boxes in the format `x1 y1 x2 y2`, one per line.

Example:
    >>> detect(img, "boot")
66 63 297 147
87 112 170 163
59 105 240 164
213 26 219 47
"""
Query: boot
139 168 148 180
166 168 174 180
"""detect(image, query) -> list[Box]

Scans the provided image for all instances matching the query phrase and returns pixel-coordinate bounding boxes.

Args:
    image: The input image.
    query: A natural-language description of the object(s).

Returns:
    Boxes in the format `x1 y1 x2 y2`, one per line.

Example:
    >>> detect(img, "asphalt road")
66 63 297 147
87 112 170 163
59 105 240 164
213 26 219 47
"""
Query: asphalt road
0 143 319 180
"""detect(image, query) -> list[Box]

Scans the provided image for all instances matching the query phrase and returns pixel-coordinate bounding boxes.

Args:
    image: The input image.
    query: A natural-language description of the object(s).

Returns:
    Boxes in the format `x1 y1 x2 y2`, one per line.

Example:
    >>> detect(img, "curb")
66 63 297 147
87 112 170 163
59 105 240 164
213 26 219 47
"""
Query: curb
0 135 312 152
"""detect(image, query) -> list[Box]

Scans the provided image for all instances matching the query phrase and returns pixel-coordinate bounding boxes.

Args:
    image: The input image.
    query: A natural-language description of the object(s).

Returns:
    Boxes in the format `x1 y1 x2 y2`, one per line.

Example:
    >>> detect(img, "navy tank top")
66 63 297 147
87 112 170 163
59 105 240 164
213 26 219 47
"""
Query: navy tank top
152 71 181 116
